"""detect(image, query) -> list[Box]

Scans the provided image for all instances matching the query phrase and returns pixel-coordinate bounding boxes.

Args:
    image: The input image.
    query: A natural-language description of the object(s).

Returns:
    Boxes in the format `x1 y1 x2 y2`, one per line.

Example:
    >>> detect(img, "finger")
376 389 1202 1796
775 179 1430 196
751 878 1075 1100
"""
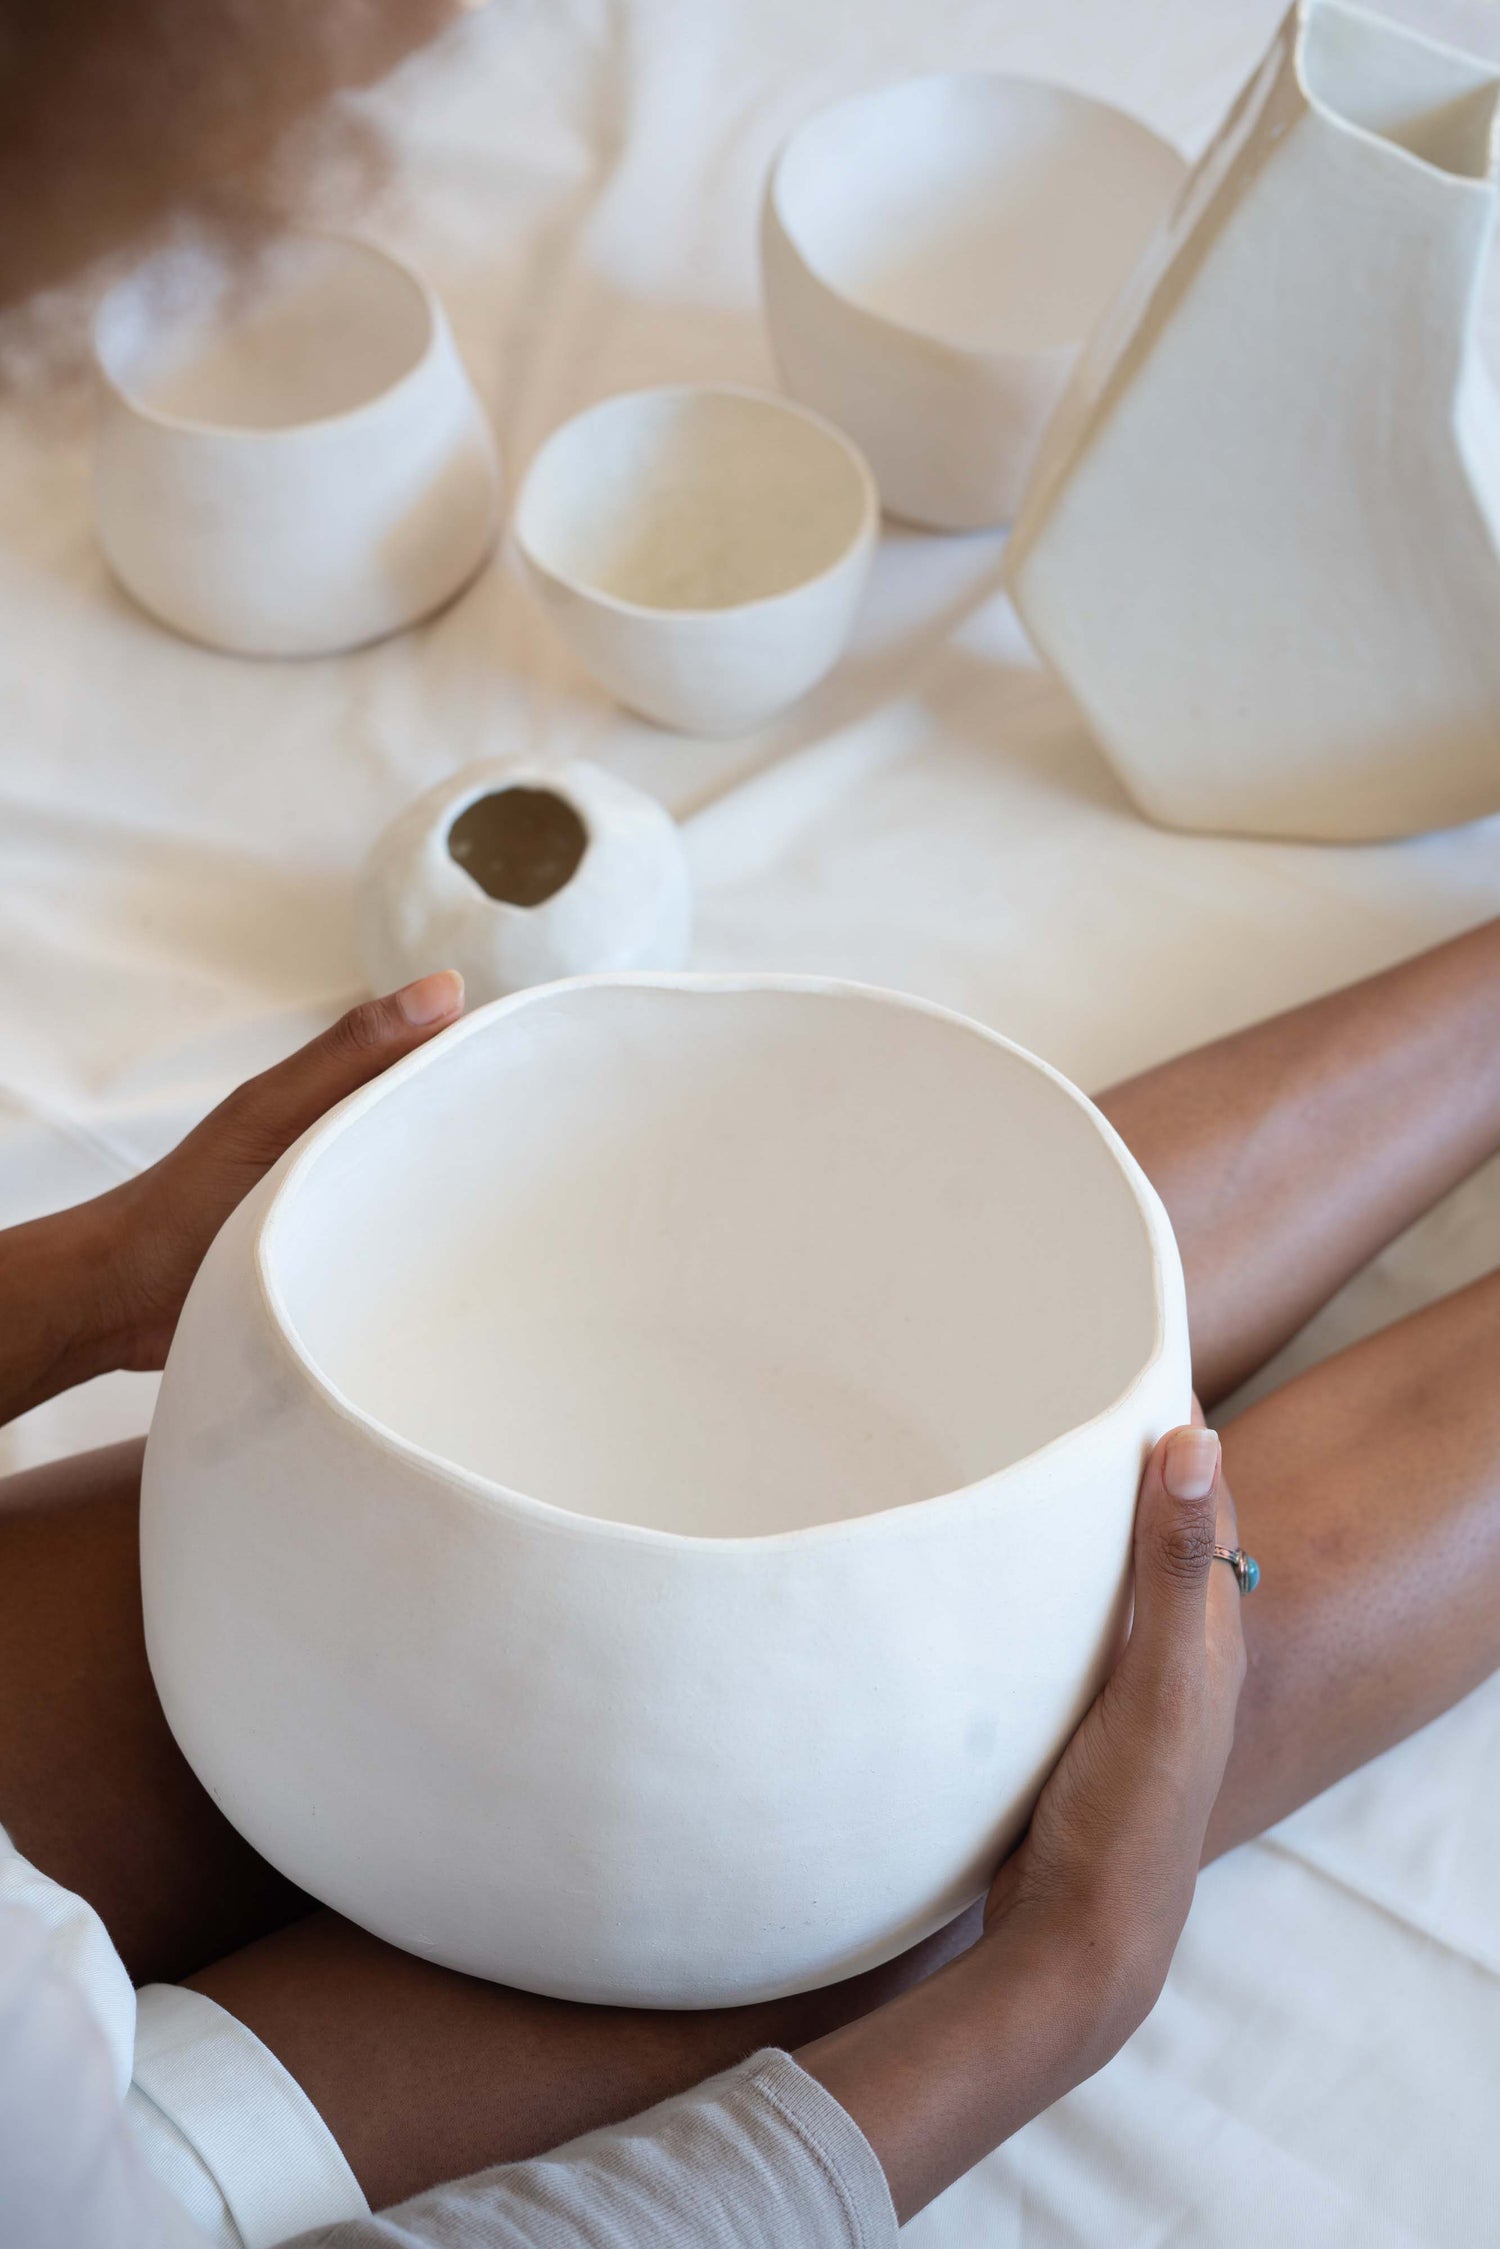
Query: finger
199 972 465 1164
1124 1425 1221 1678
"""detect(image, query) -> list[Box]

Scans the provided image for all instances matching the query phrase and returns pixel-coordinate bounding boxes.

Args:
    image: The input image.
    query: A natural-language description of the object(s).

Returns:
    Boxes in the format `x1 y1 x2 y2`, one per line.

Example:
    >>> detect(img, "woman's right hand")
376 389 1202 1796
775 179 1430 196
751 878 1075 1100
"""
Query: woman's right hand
796 1425 1246 2224
982 1423 1246 2022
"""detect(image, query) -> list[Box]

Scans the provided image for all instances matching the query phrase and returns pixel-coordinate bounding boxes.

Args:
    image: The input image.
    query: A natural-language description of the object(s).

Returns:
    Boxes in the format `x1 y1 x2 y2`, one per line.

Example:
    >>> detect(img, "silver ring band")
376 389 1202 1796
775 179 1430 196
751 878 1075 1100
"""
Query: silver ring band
1213 1544 1260 1595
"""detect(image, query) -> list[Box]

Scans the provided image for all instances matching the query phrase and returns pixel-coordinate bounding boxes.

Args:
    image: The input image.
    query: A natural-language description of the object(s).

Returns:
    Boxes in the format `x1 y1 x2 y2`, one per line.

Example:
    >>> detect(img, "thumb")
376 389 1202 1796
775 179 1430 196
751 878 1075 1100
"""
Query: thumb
189 970 466 1170
1124 1424 1221 1676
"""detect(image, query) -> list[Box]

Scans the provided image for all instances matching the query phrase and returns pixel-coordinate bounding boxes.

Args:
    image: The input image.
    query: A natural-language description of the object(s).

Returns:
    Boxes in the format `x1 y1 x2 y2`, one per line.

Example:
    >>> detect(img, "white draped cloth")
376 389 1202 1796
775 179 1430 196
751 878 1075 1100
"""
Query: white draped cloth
2 0 1499 2238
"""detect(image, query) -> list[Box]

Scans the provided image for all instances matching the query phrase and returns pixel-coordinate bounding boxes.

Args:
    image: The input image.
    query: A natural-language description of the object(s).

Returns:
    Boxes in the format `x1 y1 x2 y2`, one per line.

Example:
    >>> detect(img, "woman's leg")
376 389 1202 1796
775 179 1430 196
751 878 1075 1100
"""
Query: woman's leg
0 1438 312 1985
1099 916 1500 1403
1207 1261 1500 1856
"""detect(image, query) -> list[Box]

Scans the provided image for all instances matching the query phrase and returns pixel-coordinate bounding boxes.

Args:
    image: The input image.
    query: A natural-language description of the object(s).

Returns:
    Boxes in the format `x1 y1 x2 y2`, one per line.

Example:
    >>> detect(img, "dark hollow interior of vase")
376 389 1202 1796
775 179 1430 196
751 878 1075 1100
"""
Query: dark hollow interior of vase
448 788 589 906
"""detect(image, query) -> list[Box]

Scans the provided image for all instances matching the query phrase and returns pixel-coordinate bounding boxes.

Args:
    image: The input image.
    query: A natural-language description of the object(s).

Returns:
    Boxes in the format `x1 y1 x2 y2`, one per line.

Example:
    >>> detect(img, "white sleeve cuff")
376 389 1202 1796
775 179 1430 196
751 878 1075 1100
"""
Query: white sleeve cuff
129 1982 368 2249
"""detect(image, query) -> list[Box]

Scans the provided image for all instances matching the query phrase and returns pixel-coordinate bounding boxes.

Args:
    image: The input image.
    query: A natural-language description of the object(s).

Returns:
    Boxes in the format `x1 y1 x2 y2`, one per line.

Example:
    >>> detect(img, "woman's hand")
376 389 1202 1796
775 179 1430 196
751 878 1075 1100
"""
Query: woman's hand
0 972 463 1425
797 1425 1246 2223
982 1421 1245 2013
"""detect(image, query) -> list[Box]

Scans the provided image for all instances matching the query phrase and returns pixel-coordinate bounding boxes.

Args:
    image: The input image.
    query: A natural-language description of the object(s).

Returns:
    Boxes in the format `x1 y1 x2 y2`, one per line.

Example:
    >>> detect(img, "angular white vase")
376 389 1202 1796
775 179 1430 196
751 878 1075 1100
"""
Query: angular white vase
1006 0 1500 841
141 975 1188 2008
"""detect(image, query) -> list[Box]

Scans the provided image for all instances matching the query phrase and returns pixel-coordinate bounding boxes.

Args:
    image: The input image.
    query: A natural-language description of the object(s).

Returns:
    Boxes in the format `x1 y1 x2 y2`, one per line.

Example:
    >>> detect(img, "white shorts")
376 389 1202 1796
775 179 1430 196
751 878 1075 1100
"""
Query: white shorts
1 1833 367 2249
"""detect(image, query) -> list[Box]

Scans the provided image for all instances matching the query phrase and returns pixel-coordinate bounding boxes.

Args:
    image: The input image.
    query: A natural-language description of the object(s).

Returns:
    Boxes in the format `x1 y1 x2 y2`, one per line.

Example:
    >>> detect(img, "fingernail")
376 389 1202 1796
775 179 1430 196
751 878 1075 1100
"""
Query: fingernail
396 969 464 1026
1164 1426 1220 1502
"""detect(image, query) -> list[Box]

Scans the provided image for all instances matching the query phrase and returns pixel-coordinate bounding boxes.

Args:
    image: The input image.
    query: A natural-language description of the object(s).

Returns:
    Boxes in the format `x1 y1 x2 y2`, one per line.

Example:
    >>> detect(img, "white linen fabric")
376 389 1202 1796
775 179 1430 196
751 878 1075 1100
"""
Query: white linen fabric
3 0 1500 2239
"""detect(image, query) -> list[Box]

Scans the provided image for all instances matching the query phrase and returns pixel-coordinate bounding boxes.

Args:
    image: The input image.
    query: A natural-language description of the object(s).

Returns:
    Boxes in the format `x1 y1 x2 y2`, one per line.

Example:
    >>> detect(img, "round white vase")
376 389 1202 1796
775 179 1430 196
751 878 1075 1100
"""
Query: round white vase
357 760 692 1002
93 235 501 657
141 974 1189 2008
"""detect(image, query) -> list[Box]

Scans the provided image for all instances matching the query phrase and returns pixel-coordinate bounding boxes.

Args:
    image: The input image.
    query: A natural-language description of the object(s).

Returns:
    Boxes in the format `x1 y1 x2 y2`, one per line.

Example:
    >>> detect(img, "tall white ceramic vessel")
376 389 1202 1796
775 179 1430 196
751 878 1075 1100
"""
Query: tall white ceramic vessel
1006 0 1500 841
94 236 500 657
141 975 1189 2009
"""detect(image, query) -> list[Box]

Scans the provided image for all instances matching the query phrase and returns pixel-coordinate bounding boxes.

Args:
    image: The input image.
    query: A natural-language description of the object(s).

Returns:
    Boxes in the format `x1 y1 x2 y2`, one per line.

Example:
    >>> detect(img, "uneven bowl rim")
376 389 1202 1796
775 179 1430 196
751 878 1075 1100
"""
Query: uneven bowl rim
765 71 1188 369
512 382 881 624
254 970 1181 1552
92 230 450 443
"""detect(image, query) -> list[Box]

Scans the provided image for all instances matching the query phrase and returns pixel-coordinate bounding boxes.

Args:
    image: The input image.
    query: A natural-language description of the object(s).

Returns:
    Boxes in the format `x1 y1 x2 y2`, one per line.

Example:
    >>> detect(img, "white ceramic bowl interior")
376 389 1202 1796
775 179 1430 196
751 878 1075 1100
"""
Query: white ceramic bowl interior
142 976 1188 2007
763 74 1186 528
93 235 500 655
513 385 878 734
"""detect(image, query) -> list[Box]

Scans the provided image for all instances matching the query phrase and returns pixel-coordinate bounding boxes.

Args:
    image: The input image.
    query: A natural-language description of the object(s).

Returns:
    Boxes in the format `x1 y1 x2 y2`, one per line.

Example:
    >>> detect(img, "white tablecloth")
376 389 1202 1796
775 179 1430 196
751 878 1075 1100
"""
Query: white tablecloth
3 0 1500 2238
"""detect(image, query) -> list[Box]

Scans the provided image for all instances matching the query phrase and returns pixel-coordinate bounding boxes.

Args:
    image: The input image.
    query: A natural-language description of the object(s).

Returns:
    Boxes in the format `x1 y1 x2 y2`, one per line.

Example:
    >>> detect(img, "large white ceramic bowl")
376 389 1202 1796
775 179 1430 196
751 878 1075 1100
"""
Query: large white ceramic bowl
93 235 501 656
763 75 1187 530
358 759 692 1002
141 974 1189 2008
513 385 878 734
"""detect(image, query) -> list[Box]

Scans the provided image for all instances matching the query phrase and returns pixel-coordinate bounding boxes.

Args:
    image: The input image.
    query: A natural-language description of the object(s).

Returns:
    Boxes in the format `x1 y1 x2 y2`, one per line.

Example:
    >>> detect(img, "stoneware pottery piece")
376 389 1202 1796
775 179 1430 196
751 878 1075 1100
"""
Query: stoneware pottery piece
512 385 878 734
357 759 692 1002
762 74 1186 530
141 974 1189 2009
1006 0 1500 840
93 234 500 656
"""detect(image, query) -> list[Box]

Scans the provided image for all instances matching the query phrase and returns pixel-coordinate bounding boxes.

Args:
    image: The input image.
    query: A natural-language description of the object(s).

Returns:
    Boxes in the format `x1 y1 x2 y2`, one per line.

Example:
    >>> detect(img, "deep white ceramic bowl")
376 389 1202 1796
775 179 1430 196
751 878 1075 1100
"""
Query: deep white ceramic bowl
142 974 1189 2009
763 75 1187 529
513 385 878 734
358 759 692 1002
93 235 501 656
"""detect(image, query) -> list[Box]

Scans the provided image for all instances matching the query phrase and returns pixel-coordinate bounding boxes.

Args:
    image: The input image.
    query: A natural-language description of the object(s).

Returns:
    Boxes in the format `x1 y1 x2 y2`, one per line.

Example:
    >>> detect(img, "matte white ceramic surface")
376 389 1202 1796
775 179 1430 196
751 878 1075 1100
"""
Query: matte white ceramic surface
762 75 1186 531
1006 0 1500 840
141 974 1189 2008
513 386 877 734
93 235 501 656
358 759 691 1002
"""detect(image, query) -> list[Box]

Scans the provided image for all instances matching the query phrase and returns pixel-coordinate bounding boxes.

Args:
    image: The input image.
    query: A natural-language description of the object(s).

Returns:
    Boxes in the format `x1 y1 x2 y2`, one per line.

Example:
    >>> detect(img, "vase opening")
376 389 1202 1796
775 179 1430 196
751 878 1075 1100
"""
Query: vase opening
1300 2 1500 182
772 76 1186 357
95 236 435 434
263 983 1163 1540
516 389 870 613
447 788 590 907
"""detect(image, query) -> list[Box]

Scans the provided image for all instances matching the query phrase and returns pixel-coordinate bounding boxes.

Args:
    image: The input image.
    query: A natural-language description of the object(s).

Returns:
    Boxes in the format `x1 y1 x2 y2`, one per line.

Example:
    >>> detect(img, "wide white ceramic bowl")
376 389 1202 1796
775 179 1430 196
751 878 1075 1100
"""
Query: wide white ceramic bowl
141 974 1189 2008
513 385 878 734
763 75 1187 530
93 235 501 656
358 759 692 1002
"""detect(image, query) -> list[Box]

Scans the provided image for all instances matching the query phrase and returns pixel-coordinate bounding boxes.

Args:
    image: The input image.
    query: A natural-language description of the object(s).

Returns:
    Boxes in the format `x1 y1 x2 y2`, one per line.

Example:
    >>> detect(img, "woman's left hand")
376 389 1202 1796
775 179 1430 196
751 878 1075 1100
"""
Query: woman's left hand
0 972 463 1422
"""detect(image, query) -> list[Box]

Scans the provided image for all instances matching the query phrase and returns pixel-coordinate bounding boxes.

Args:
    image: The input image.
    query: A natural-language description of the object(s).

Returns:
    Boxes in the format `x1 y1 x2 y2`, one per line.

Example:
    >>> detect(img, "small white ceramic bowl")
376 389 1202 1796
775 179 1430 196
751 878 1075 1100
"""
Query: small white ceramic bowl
357 759 692 1002
93 234 501 656
141 973 1189 2008
763 75 1186 530
513 384 878 735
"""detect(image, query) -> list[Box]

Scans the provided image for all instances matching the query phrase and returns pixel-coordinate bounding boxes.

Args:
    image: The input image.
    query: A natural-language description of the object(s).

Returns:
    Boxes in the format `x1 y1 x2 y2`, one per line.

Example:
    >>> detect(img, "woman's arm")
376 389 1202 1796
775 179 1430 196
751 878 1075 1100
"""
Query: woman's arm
0 973 463 1431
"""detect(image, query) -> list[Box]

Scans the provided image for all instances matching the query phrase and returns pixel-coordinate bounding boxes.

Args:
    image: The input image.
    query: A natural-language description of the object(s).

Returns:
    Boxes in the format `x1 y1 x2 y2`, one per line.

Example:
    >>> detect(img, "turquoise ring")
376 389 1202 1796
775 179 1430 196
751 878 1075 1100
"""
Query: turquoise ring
1213 1545 1260 1596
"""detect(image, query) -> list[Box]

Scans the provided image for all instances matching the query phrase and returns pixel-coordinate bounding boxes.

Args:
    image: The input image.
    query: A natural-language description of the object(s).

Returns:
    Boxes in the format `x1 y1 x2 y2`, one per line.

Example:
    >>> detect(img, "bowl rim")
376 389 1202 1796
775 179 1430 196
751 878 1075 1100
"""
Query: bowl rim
512 382 880 623
253 970 1182 1552
92 230 449 444
765 70 1187 368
